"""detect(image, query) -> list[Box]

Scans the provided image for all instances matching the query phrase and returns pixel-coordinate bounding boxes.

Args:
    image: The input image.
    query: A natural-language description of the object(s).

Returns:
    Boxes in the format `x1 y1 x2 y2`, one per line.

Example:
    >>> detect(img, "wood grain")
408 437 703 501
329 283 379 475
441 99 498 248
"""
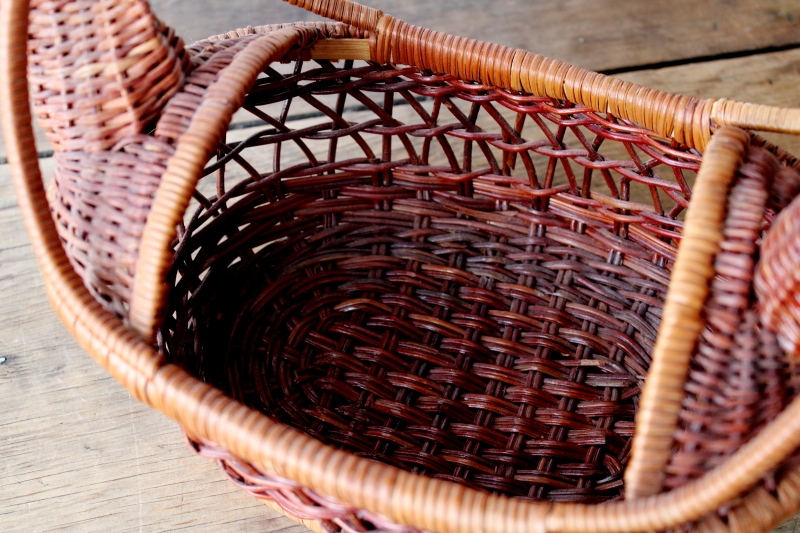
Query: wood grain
151 0 800 72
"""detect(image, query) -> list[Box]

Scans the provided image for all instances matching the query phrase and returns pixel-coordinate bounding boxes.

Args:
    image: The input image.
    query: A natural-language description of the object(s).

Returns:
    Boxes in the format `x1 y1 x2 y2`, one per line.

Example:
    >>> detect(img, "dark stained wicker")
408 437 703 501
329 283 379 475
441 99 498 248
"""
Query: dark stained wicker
157 55 795 507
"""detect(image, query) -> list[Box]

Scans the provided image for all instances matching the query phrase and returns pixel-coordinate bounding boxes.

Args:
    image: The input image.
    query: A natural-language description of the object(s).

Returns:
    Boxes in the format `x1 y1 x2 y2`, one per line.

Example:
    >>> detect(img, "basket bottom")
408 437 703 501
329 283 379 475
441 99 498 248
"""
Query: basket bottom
163 184 673 502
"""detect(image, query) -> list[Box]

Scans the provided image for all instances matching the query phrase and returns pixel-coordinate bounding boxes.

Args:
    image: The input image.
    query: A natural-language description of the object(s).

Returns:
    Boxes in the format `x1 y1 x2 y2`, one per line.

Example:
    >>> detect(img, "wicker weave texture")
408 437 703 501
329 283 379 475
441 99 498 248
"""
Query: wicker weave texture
28 0 189 152
158 55 750 505
27 0 190 317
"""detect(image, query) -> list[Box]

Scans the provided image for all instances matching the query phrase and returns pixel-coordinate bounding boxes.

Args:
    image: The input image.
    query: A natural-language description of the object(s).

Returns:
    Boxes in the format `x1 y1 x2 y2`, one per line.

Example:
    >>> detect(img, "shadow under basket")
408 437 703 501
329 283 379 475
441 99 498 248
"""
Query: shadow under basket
163 58 700 505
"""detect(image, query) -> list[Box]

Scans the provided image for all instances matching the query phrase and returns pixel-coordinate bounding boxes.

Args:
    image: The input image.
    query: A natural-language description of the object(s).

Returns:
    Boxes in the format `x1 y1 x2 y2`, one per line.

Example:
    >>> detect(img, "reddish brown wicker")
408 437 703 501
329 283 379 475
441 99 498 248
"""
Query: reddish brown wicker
5 0 800 531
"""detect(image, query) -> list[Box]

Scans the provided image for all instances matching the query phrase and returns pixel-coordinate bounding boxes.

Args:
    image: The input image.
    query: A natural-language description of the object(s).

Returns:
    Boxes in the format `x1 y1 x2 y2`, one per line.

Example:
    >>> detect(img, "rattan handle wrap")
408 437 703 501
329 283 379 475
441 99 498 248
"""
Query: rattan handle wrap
282 0 382 31
280 0 800 149
373 15 715 150
623 126 751 498
129 26 320 337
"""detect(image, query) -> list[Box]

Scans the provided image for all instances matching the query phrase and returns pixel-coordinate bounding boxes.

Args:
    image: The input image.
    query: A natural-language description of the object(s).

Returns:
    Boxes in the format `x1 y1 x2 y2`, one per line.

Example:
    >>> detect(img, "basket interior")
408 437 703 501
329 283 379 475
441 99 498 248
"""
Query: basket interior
161 57 705 503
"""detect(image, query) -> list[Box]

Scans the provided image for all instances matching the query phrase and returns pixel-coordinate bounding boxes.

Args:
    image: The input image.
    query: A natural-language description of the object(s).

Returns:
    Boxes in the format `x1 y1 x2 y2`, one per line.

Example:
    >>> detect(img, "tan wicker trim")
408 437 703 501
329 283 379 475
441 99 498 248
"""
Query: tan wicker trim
664 148 788 490
624 126 751 498
374 14 785 153
281 0 383 32
353 7 800 149
193 433 800 533
201 21 368 43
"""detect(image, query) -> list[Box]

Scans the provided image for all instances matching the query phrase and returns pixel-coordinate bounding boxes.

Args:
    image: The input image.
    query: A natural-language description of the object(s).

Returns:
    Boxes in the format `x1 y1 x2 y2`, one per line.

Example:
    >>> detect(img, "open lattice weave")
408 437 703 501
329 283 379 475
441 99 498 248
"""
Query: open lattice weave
152 42 800 509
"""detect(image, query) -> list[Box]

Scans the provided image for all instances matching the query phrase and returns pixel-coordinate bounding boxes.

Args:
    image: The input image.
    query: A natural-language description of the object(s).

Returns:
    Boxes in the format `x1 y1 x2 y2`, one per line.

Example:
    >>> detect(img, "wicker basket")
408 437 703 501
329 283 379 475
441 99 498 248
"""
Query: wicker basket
5 0 800 531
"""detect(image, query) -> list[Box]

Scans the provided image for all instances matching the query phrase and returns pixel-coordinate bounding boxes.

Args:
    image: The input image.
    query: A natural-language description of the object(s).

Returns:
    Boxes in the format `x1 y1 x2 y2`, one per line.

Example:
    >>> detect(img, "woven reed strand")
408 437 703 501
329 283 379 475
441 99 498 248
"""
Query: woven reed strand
27 0 189 152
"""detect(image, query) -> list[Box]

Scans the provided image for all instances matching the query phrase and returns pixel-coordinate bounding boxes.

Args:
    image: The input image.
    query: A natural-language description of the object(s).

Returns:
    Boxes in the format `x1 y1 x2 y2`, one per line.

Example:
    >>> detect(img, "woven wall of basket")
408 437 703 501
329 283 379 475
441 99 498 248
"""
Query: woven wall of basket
6 0 800 531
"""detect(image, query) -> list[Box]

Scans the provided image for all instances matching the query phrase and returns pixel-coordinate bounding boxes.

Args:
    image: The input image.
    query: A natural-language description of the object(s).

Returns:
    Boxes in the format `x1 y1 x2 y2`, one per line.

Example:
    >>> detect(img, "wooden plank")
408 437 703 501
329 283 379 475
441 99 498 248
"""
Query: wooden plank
150 0 800 72
7 0 800 160
309 39 371 60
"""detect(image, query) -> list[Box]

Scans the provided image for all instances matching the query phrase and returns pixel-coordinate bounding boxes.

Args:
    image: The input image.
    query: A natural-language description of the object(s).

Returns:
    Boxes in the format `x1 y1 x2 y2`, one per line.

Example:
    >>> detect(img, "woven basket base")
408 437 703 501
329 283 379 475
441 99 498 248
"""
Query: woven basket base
164 166 676 503
159 56 703 507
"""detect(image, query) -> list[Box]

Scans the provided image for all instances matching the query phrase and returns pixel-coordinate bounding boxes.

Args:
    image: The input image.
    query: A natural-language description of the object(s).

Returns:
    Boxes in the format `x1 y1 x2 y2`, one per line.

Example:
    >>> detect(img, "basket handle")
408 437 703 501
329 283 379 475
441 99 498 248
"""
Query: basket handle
128 25 324 338
13 1 800 530
279 0 800 151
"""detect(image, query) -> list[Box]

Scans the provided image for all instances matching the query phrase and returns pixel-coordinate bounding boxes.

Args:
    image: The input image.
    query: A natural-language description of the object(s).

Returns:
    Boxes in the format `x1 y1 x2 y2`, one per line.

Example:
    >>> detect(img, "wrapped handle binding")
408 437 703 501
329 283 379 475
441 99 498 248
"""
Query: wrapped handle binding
282 0 383 31
279 0 800 147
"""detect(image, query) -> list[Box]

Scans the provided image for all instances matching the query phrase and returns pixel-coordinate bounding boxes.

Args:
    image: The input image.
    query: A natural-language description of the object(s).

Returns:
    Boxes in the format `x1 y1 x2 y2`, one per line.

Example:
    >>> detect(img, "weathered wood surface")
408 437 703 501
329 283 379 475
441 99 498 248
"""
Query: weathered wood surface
152 0 800 72
4 0 800 532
